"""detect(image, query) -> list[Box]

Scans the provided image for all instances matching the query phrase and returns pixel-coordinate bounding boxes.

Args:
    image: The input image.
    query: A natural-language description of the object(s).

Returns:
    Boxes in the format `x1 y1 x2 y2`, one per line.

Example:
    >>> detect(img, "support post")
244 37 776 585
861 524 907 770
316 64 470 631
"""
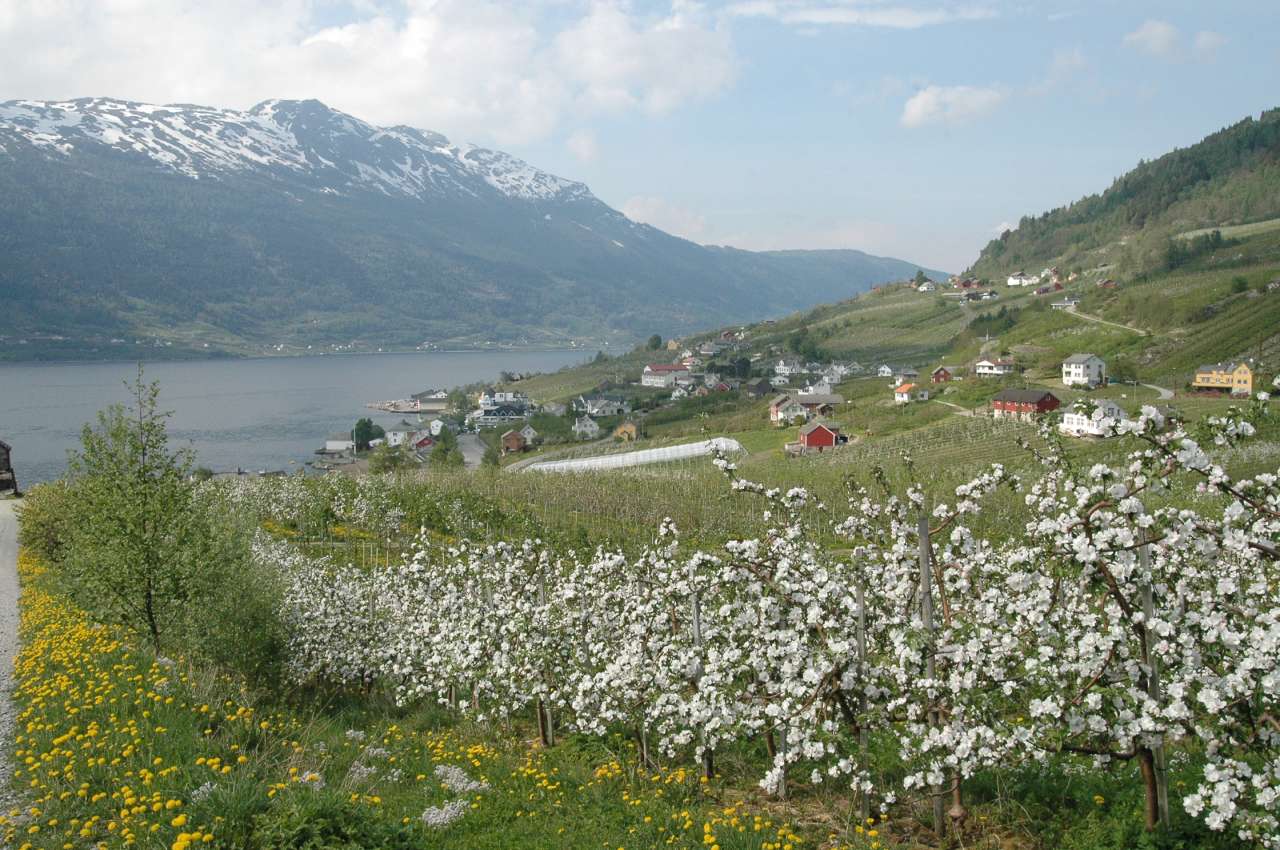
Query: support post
919 504 945 839
1139 530 1170 828
689 563 714 780
856 576 870 823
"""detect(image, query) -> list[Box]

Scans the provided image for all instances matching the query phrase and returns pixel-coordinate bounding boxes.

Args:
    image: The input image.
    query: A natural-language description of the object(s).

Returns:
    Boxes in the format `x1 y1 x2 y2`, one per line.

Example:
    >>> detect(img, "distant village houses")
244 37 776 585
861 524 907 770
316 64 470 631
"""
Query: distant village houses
990 389 1060 422
1060 399 1127 438
1192 361 1253 396
641 363 690 388
975 358 1017 378
572 416 602 440
894 383 929 404
1062 353 1106 388
931 366 955 383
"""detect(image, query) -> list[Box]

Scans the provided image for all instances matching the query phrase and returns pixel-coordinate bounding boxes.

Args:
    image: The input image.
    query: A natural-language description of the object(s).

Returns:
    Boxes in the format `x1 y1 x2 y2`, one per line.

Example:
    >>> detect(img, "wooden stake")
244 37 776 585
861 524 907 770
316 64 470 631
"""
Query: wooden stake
919 503 945 839
1139 526 1170 828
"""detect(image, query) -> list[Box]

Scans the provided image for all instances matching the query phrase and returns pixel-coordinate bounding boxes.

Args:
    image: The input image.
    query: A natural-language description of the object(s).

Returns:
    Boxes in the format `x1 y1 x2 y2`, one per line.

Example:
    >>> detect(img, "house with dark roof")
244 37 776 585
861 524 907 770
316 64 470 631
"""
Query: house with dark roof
798 420 842 451
990 388 1060 421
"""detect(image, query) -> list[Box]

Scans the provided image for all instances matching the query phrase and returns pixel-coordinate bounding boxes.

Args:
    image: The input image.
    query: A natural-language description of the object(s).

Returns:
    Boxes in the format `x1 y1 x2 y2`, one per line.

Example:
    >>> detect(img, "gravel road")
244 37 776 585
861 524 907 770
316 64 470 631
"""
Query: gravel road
0 500 19 809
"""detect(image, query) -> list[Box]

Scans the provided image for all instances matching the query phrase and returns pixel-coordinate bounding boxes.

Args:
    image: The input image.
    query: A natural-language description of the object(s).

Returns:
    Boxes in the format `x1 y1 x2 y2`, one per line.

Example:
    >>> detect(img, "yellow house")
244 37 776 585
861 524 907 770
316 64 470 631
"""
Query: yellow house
1193 361 1252 396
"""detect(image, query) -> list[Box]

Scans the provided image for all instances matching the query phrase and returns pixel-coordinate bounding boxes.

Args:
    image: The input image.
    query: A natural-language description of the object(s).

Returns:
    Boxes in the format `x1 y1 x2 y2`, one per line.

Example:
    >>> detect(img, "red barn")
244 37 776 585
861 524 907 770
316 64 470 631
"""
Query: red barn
931 366 953 384
991 389 1060 422
798 420 841 450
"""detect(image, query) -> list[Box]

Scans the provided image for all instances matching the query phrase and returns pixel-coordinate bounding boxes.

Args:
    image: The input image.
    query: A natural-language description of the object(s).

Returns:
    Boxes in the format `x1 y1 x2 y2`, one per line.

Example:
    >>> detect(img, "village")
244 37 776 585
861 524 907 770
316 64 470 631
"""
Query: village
316 265 1264 475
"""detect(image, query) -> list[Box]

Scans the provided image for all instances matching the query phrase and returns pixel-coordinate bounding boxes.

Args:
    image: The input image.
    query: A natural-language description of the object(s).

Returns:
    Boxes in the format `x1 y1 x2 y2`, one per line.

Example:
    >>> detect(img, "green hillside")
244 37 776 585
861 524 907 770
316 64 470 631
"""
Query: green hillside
969 107 1280 280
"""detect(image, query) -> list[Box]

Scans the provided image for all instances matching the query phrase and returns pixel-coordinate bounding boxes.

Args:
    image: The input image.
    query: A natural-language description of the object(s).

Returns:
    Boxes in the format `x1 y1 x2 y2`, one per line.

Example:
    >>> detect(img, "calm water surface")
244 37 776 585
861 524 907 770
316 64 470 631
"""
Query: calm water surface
0 351 586 485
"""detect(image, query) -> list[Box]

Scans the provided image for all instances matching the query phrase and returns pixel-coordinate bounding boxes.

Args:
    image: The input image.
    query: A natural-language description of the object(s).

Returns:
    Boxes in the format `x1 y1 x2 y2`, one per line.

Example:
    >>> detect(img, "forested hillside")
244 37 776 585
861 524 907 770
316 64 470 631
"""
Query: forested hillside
970 107 1280 278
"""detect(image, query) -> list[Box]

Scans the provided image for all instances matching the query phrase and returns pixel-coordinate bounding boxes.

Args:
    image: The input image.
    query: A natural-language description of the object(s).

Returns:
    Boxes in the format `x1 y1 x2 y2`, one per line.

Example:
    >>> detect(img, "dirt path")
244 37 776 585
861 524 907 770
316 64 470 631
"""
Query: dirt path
1143 383 1175 401
0 501 21 808
1064 306 1149 336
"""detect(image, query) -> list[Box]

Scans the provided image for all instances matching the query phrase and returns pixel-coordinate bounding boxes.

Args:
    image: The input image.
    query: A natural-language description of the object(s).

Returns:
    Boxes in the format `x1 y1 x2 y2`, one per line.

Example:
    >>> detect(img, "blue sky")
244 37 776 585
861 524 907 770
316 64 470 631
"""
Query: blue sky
3 1 1278 271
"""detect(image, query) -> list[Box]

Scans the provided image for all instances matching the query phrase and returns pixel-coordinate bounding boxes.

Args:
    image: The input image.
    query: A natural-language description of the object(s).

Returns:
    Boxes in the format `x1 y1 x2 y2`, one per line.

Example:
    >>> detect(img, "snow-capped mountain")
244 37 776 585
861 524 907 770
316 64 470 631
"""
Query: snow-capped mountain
0 97 946 356
0 97 593 204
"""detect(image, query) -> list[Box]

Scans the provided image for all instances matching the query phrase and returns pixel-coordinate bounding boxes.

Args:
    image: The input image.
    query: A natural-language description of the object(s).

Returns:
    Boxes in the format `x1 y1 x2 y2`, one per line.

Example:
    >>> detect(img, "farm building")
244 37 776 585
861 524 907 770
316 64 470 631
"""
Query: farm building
500 430 528 454
1062 353 1106 388
931 366 955 383
990 388 1060 421
1193 361 1253 396
798 420 842 451
641 363 689 388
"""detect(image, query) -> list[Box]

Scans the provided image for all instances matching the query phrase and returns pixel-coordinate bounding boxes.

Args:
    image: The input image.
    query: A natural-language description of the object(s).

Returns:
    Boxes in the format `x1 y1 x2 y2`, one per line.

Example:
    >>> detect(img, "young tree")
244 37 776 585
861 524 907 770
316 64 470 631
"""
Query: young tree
369 443 412 473
352 418 384 451
482 444 500 467
646 334 663 350
62 369 231 651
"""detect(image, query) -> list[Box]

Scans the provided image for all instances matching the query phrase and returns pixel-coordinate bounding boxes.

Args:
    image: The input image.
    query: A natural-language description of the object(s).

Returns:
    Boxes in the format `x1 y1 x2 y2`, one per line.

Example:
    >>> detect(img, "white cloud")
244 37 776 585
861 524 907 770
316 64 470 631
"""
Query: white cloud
1122 19 1179 58
566 130 600 163
556 1 736 114
727 1 996 29
0 0 736 145
1192 30 1227 61
621 196 709 242
900 84 1005 127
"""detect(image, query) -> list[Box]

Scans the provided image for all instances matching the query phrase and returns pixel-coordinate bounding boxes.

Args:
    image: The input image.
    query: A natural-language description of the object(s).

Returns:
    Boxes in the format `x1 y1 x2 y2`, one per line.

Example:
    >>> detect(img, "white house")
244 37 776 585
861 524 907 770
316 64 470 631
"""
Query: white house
775 358 803 377
641 363 689 388
324 433 355 453
876 364 896 378
917 280 937 292
893 383 929 404
1007 271 1036 287
572 416 602 440
770 395 808 424
1062 353 1106 388
428 419 446 437
975 358 1017 377
383 420 422 447
803 379 834 395
519 424 539 443
1050 297 1081 310
1060 399 1127 438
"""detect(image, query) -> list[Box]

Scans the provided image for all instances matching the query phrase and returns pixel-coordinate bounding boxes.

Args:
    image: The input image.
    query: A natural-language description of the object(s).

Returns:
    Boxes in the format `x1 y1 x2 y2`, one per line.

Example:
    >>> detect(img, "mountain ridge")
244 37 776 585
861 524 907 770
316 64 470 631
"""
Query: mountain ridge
0 97 947 359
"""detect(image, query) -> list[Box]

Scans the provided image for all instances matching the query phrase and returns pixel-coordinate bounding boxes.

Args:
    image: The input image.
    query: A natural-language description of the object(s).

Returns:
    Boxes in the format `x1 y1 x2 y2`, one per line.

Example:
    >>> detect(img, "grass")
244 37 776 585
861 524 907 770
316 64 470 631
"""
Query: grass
1177 215 1280 240
5 550 815 850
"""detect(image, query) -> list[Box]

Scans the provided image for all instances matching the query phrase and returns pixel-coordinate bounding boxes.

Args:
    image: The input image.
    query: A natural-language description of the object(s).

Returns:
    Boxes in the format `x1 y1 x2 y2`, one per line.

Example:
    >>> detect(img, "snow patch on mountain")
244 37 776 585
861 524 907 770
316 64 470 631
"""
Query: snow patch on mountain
0 97 594 205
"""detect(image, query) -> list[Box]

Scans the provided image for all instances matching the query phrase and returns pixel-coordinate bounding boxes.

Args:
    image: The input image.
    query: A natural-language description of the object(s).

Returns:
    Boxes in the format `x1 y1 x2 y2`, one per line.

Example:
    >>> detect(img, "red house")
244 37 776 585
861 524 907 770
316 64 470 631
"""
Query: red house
500 430 528 454
931 366 954 384
991 389 1060 422
798 420 841 450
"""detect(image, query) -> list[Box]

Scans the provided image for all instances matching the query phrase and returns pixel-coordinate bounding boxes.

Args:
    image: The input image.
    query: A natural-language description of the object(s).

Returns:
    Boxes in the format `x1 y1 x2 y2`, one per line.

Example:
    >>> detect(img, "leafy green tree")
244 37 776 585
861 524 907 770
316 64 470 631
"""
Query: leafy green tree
352 418 384 451
368 443 412 473
430 427 465 468
1232 275 1249 293
482 444 500 467
60 370 236 651
646 334 663 350
913 269 928 285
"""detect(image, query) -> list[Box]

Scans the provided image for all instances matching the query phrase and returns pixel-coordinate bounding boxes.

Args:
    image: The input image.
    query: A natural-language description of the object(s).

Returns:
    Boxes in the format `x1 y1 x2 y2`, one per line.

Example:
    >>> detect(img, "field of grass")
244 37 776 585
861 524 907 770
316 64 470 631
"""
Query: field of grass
1177 215 1280 240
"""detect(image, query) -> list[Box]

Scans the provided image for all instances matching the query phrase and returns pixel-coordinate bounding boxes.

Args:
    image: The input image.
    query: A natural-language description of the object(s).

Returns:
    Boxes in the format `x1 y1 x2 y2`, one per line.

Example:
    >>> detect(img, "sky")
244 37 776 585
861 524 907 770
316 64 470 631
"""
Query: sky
2 1 1278 272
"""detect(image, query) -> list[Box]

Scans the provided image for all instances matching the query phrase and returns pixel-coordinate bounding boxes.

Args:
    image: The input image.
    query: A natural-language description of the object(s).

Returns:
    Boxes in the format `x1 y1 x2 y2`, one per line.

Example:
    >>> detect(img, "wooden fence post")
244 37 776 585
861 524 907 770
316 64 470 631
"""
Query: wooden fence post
918 503 945 839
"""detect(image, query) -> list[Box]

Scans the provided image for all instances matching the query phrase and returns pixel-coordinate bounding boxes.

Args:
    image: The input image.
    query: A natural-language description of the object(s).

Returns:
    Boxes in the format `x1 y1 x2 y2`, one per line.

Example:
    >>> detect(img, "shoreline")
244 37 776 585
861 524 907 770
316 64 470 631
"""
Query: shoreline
0 346 595 368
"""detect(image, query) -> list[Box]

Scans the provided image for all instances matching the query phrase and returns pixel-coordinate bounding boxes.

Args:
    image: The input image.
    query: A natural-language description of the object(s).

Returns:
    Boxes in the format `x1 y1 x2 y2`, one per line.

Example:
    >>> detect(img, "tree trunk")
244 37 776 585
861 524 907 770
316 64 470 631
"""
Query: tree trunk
1138 745 1160 830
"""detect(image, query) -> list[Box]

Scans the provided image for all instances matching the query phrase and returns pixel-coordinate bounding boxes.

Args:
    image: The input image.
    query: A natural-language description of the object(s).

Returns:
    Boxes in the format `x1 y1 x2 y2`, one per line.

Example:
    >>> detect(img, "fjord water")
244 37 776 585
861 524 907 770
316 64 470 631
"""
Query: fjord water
0 350 587 485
